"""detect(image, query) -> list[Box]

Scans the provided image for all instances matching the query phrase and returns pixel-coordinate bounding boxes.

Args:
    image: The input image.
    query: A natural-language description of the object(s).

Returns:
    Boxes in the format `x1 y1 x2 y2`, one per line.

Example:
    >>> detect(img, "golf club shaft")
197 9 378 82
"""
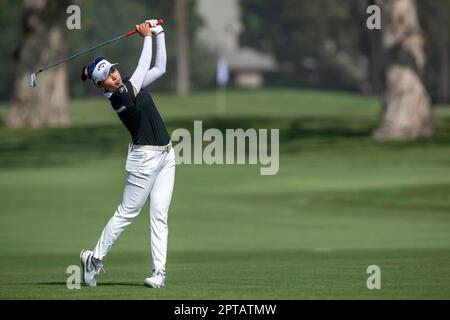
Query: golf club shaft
36 19 164 74
37 33 128 73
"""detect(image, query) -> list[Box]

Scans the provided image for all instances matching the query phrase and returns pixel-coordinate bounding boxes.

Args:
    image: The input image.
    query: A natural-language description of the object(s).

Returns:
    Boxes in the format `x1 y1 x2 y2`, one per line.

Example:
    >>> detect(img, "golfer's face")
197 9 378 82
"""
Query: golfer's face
101 67 122 92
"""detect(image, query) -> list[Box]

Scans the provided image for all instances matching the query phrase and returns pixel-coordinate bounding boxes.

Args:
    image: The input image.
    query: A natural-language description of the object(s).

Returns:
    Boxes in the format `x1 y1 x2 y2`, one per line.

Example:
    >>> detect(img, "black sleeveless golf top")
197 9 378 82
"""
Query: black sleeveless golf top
108 79 170 146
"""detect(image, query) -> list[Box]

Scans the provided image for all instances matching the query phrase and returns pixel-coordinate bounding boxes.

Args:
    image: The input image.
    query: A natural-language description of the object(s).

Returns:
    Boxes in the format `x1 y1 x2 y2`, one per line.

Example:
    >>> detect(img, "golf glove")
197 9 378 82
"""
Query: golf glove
145 19 164 35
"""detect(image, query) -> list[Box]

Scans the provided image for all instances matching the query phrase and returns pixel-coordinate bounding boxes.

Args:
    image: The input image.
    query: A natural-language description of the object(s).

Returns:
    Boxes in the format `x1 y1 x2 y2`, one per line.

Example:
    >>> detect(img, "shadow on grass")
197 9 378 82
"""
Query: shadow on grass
34 282 143 287
0 116 449 169
0 125 130 169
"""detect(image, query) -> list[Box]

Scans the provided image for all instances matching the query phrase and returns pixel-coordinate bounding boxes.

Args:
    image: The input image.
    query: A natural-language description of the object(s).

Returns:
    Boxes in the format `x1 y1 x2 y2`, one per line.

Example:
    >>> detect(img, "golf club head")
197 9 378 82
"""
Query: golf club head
29 73 37 88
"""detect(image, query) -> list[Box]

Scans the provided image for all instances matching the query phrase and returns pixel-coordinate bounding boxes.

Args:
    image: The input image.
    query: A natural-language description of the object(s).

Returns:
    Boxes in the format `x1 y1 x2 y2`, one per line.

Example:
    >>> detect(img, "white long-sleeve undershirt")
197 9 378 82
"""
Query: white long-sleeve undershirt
143 33 166 87
129 33 166 93
129 36 152 93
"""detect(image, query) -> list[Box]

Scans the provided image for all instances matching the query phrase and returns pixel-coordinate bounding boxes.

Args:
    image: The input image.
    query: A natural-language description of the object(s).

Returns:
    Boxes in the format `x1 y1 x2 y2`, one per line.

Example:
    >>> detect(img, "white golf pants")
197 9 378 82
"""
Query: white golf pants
93 143 176 274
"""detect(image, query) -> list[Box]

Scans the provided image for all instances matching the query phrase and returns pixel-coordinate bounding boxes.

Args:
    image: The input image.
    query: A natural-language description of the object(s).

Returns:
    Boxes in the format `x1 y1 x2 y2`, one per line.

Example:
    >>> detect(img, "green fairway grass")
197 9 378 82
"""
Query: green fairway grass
0 89 449 299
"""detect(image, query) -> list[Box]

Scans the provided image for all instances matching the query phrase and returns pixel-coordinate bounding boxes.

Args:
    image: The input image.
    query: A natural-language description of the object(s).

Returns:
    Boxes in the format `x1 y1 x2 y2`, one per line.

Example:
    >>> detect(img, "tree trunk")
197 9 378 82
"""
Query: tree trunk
175 0 190 96
8 0 70 129
373 0 435 140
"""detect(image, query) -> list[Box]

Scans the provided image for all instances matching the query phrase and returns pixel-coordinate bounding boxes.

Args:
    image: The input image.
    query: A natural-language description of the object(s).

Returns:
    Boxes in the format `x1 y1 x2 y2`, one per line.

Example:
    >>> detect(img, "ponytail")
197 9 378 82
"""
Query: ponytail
81 66 90 82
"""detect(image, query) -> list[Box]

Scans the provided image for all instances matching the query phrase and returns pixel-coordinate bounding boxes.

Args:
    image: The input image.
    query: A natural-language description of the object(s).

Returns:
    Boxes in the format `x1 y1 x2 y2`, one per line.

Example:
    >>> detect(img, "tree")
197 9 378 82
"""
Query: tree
373 0 436 140
239 0 375 92
8 0 72 129
175 0 190 96
418 0 450 104
0 1 22 101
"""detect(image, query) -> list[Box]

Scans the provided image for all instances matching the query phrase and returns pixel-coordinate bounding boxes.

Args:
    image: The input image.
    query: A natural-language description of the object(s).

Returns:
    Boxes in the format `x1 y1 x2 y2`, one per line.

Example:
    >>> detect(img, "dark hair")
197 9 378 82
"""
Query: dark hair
81 66 90 82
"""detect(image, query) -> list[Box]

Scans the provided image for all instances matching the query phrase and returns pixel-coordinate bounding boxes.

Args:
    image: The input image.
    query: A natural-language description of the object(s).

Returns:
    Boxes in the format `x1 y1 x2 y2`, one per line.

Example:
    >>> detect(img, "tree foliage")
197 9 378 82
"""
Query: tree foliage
240 0 371 92
239 0 450 102
0 0 215 101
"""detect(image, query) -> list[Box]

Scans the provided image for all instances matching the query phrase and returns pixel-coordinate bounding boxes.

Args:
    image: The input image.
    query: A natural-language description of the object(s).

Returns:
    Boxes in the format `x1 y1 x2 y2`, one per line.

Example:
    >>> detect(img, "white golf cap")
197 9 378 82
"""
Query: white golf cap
91 58 118 84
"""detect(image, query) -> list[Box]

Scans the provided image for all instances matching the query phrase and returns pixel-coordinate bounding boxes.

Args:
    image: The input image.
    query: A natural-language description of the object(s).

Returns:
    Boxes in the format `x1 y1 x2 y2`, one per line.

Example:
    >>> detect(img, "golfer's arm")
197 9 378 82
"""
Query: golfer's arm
129 36 153 95
142 33 166 88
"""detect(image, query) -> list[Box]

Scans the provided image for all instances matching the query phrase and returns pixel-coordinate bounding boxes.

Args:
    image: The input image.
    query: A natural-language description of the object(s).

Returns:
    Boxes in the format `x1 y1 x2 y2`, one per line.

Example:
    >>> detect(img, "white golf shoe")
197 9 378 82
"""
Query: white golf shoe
80 249 103 287
144 270 166 288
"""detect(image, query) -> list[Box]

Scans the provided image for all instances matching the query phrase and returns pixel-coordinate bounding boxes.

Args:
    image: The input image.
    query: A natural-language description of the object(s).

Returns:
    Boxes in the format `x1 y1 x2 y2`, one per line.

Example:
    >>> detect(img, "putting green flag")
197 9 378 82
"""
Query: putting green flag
216 57 229 87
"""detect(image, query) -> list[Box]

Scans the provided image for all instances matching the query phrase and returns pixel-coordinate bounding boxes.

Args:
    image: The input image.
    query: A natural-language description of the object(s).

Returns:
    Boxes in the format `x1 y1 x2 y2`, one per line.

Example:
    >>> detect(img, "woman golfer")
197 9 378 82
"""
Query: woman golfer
79 19 174 288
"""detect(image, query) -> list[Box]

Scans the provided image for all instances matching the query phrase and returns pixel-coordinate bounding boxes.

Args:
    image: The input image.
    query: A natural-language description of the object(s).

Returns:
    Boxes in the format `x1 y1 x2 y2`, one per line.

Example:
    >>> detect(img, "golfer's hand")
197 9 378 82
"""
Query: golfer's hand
136 22 152 37
145 19 164 35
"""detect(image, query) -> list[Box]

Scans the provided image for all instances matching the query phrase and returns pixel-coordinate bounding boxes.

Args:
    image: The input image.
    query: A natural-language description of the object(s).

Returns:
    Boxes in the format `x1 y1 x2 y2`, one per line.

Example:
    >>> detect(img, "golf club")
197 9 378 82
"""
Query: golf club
29 19 164 88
